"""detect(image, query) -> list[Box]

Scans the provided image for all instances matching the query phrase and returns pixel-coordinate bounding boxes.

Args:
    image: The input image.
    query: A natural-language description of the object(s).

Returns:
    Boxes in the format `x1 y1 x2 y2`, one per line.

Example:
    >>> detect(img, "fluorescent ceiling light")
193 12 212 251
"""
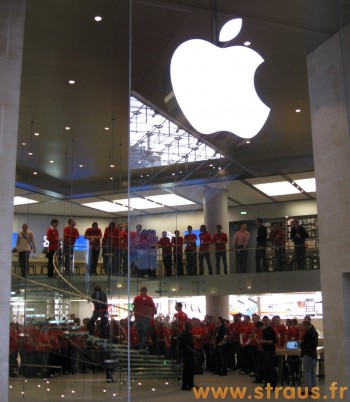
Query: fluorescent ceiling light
115 198 161 210
14 196 39 206
82 201 128 213
294 178 316 192
254 182 301 196
146 194 194 206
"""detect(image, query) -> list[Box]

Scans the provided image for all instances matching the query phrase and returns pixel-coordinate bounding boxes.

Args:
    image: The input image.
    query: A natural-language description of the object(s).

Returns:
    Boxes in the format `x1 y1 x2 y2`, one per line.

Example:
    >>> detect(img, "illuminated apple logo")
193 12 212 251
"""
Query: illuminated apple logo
170 18 270 139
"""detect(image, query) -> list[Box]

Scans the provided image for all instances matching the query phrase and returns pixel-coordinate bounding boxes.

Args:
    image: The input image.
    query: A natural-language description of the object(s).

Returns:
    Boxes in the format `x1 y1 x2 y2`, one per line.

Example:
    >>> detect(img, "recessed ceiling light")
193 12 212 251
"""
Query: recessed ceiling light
295 109 301 113
34 132 39 136
83 201 128 213
146 194 194 206
294 178 316 192
110 177 113 180
110 164 115 168
14 196 38 206
254 181 301 196
79 164 83 167
68 80 75 85
246 140 251 144
94 16 102 22
244 41 251 46
21 142 26 146
28 152 33 156
65 126 70 130
50 160 54 163
104 127 110 131
33 171 37 175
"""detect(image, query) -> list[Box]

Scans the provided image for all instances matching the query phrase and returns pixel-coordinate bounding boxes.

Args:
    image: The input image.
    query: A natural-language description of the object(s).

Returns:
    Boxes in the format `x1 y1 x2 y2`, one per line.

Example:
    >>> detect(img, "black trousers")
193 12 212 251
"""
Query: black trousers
182 354 195 389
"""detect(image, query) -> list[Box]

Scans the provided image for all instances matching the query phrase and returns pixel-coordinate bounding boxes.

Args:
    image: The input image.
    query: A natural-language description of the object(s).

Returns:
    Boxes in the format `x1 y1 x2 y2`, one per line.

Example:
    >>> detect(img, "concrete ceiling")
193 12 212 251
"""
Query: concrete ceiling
14 0 350 217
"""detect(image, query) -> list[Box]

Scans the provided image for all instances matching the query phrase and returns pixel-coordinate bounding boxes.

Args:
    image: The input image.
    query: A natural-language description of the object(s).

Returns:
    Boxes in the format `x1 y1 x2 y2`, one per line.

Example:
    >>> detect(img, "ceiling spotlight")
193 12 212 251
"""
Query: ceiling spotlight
65 126 70 130
28 152 33 156
34 132 39 136
110 164 115 168
246 140 251 144
94 16 102 22
68 80 75 85
50 160 54 163
295 109 301 113
33 171 37 175
21 142 26 146
244 41 251 46
110 177 113 180
104 127 110 131
79 164 83 167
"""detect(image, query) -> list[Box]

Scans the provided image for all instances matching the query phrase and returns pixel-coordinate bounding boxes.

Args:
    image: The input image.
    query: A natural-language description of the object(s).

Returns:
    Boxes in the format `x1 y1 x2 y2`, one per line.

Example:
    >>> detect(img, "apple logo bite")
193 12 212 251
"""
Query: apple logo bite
170 18 270 139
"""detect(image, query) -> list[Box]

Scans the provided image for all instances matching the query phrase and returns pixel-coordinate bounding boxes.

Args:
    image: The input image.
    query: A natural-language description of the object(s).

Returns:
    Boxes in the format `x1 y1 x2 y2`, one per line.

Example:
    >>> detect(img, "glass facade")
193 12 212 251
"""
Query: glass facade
5 1 350 401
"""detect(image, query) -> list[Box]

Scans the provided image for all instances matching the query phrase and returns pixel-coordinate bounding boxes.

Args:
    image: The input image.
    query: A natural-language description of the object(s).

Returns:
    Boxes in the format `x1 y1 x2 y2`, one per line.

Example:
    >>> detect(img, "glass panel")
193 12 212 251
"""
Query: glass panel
8 1 350 401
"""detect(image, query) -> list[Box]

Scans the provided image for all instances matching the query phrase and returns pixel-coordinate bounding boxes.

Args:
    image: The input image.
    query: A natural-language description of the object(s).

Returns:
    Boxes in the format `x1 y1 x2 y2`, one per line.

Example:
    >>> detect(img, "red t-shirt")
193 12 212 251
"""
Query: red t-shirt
184 233 197 252
133 294 157 320
212 232 228 251
274 324 287 347
63 226 79 247
158 237 172 256
173 310 188 333
240 322 254 344
171 236 184 254
191 326 204 350
84 227 102 250
47 226 60 251
199 231 212 252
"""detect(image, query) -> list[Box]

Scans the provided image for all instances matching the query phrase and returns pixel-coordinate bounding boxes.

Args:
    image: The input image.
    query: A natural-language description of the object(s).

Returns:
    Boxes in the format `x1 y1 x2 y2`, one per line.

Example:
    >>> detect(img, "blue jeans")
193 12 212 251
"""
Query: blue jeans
135 316 150 350
303 355 317 389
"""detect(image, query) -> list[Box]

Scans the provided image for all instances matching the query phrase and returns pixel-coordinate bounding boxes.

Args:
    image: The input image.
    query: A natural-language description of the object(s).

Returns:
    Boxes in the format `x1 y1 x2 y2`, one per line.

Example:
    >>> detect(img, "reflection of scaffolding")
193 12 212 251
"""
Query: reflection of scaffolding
130 96 223 168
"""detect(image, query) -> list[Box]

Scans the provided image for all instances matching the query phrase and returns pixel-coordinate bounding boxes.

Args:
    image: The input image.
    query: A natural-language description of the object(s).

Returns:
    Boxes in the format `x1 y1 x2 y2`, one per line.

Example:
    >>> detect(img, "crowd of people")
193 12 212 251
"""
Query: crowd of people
9 286 319 394
14 217 311 278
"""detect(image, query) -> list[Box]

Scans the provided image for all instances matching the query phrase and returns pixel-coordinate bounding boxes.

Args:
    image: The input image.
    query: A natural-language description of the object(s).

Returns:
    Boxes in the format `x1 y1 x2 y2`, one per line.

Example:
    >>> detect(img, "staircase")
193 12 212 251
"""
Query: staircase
92 341 181 381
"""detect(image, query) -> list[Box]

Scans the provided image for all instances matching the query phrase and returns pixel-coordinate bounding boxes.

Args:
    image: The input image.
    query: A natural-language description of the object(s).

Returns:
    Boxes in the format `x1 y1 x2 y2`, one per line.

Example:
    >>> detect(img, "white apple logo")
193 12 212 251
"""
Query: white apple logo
170 18 270 139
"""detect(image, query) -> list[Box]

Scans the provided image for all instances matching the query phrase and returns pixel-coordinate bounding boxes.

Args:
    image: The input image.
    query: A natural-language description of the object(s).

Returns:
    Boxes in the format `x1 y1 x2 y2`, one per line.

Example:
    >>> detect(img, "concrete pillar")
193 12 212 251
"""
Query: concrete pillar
205 295 230 320
203 187 229 273
307 23 350 397
0 1 25 399
203 187 229 235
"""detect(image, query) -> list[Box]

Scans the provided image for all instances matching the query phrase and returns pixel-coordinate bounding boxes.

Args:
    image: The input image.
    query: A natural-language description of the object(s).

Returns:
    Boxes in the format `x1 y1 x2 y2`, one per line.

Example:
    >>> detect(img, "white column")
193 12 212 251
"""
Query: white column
0 1 25 400
307 22 350 397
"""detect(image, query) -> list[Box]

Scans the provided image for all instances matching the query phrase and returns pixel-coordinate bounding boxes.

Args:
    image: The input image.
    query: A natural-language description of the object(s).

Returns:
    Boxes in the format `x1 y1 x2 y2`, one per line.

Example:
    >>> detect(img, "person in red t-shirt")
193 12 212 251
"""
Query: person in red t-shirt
171 302 189 362
272 315 287 347
47 218 61 277
199 225 213 275
184 225 197 276
84 222 102 275
191 318 205 374
63 218 79 274
239 315 255 374
119 224 129 276
171 230 184 276
133 286 157 351
212 224 228 274
157 231 172 276
102 222 116 275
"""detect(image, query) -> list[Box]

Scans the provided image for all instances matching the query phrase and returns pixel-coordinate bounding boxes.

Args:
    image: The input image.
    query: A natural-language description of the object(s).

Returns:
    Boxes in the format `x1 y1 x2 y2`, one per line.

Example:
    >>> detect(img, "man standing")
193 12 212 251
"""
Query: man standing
255 218 267 273
212 224 228 274
184 226 197 275
84 222 102 275
157 231 172 276
290 219 309 270
133 286 157 351
268 224 286 271
63 219 79 274
300 320 318 393
260 316 277 389
88 285 108 339
171 230 184 276
16 223 36 278
199 225 213 275
233 224 250 273
46 218 60 278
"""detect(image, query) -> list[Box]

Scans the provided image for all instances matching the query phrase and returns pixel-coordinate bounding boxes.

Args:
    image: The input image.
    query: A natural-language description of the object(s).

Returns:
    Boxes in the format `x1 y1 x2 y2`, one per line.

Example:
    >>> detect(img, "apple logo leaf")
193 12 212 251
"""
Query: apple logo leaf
219 18 242 42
